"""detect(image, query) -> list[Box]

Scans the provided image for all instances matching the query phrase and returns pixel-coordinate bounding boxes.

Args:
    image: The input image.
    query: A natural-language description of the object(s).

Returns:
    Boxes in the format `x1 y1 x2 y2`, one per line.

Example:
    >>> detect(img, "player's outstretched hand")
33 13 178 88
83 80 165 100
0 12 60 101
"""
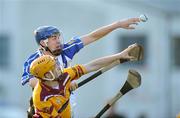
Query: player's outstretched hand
70 81 78 91
114 18 140 29
118 43 143 62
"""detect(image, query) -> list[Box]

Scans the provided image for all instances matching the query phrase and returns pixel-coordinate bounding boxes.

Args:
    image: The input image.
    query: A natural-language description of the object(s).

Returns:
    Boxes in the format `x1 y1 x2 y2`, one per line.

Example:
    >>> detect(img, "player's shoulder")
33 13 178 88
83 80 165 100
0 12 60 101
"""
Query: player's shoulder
24 51 40 64
63 36 82 50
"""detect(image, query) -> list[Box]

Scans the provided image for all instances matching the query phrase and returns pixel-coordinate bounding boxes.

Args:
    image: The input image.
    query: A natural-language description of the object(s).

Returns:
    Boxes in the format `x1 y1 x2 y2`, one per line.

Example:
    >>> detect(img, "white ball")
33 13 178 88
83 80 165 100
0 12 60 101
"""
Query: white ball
139 14 148 22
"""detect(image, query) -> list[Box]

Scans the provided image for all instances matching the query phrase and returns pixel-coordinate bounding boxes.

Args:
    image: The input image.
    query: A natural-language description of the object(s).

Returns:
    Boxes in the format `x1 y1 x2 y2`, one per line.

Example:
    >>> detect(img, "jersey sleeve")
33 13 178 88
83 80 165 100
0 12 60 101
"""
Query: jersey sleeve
21 52 40 86
21 61 33 86
63 36 84 59
64 65 87 81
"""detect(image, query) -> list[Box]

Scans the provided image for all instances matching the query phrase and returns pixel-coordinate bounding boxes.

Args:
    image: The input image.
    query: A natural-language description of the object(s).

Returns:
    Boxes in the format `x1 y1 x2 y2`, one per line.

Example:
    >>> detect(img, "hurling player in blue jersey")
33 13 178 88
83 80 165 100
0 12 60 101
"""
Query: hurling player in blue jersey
22 17 140 117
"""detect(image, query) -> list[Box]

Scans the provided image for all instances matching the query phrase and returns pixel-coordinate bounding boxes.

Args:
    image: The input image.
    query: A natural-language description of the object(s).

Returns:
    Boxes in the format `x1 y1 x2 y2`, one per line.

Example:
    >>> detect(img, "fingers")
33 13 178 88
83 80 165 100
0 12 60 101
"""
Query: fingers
127 55 136 60
119 43 142 61
126 22 139 29
125 26 135 29
131 22 139 25
123 17 140 23
128 44 144 61
117 17 140 29
128 43 138 48
70 81 78 91
120 55 136 61
131 18 141 22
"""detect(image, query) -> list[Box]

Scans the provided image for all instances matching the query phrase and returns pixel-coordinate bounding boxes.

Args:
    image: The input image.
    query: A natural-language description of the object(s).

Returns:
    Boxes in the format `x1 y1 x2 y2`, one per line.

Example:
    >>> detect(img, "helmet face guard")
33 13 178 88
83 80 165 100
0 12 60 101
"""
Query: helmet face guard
43 71 56 81
43 64 62 81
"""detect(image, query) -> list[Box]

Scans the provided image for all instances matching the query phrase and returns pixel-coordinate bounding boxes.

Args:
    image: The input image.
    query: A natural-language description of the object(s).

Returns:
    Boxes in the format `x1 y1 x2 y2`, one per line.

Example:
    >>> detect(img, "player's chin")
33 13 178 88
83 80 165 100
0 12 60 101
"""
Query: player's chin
52 48 62 56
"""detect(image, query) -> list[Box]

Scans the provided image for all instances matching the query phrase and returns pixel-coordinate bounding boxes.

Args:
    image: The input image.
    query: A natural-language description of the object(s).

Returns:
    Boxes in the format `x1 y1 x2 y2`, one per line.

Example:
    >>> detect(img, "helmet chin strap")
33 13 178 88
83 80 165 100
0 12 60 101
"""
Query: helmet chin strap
40 43 53 53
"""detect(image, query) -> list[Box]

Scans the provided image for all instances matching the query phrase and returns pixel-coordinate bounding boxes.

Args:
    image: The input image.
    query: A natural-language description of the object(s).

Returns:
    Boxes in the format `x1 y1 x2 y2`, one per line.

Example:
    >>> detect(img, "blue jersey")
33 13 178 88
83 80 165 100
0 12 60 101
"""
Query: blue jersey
21 37 84 86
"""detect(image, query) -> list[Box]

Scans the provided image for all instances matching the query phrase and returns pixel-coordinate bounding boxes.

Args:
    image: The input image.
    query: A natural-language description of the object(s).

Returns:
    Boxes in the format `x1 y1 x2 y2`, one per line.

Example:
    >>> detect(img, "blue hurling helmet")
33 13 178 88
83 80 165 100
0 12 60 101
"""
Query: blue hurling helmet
34 26 60 44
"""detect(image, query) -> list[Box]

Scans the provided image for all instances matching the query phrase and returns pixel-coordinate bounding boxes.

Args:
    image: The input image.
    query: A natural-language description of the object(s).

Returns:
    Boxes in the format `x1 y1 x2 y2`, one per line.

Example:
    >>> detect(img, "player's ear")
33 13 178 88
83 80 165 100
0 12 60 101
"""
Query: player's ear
39 40 46 47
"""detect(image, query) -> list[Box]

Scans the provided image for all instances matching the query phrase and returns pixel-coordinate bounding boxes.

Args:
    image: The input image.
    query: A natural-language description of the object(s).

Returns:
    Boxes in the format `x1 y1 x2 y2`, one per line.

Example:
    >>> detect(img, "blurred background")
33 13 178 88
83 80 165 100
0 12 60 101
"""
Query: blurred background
0 0 180 118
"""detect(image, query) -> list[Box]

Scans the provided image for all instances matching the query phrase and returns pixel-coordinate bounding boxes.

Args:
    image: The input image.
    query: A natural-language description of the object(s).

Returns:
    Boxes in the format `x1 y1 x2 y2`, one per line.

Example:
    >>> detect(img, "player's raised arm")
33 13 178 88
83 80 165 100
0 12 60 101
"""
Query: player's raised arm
83 43 138 73
80 17 140 46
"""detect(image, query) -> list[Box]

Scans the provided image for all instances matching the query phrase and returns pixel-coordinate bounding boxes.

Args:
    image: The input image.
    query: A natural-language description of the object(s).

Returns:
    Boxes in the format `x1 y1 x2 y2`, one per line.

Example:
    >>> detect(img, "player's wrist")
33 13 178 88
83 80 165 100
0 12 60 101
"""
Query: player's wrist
110 21 121 29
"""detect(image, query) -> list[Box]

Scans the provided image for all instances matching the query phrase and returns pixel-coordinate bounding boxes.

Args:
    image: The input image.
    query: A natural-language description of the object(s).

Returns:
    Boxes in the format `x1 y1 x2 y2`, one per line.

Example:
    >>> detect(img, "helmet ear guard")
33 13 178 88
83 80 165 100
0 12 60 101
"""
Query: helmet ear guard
39 39 49 51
